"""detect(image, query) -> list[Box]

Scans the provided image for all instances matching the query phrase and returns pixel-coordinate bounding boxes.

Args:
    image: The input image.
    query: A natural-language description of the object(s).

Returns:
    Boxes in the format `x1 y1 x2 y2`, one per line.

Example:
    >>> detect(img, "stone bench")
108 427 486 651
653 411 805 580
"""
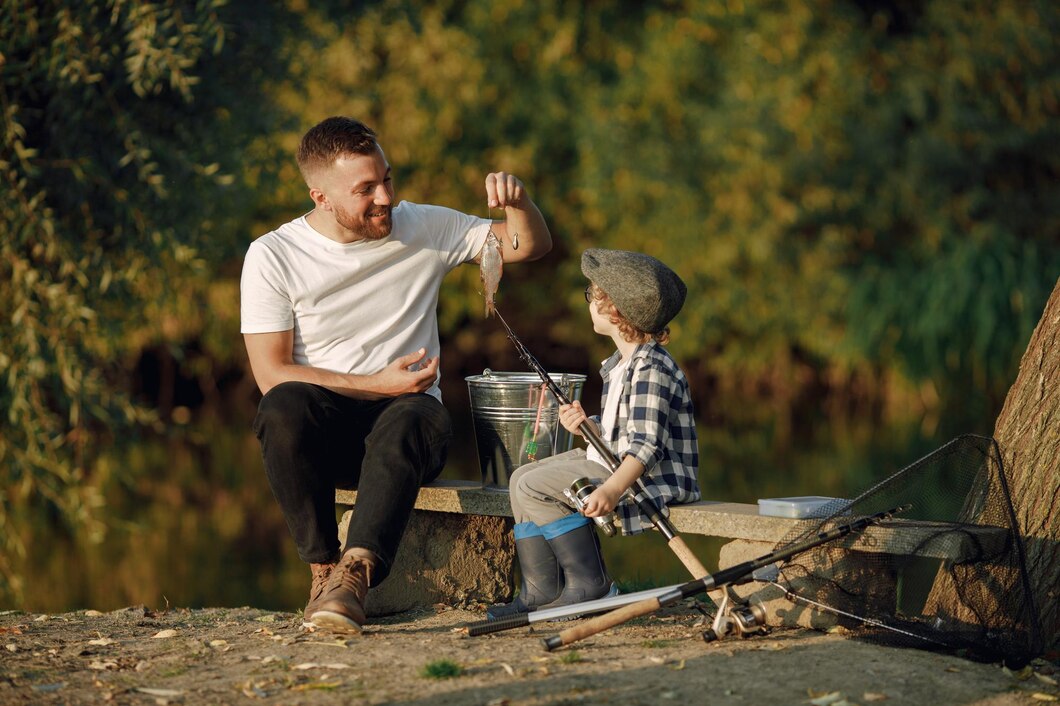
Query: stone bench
336 481 1007 626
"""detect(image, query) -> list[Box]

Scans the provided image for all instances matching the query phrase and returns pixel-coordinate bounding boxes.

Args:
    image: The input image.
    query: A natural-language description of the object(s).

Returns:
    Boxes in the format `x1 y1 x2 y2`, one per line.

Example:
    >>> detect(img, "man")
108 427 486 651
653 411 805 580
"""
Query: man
240 116 552 632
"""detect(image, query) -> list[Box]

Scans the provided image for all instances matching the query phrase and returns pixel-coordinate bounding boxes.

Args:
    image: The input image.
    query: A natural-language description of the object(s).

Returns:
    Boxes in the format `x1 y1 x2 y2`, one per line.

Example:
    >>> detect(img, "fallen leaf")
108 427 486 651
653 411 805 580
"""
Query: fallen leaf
648 656 665 664
209 640 228 648
1031 694 1058 702
152 629 178 639
241 681 268 699
88 660 119 671
863 693 888 702
1004 666 1034 681
84 610 103 617
0 627 22 635
809 692 844 706
670 659 686 671
136 688 185 697
89 638 116 646
290 681 342 691
4 643 16 653
1036 673 1058 686
499 663 515 677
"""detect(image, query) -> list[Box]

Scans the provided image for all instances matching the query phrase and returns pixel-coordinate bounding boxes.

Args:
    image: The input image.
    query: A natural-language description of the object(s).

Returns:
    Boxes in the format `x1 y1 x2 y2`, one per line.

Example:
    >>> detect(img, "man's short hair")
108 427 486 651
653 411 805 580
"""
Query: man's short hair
297 117 379 183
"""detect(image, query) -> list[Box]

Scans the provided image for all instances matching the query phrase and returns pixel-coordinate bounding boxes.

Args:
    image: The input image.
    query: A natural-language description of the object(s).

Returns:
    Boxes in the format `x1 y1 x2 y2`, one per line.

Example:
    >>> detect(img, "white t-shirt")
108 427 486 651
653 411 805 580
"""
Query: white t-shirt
240 201 491 400
585 355 632 468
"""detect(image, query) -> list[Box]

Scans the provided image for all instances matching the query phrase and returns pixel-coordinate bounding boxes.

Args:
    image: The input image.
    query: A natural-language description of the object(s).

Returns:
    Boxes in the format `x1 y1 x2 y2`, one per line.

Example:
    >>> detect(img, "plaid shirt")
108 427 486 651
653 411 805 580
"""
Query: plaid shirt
591 341 700 535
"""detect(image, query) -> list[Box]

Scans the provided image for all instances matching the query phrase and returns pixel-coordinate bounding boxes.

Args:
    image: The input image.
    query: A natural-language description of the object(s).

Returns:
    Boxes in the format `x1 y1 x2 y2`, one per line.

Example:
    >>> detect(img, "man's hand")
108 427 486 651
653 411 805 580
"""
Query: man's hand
485 171 526 209
558 401 595 436
480 172 552 262
367 348 438 397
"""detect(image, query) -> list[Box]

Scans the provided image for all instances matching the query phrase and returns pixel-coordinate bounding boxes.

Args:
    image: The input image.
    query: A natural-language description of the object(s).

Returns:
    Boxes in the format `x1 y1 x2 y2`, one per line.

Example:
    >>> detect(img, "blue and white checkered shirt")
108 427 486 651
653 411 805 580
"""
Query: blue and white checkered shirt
591 341 700 535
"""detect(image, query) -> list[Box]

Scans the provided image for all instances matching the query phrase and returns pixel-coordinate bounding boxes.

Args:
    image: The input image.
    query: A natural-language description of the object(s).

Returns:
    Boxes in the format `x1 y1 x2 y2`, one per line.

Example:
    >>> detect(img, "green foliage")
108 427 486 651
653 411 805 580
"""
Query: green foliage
558 650 584 663
419 659 463 679
0 0 296 601
280 0 1057 428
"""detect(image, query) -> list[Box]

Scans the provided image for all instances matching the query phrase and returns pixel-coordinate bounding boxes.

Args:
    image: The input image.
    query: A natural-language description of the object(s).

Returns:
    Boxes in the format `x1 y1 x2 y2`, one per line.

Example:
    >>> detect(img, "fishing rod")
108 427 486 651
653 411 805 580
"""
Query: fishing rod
466 584 683 636
493 308 709 580
539 504 909 651
766 580 950 648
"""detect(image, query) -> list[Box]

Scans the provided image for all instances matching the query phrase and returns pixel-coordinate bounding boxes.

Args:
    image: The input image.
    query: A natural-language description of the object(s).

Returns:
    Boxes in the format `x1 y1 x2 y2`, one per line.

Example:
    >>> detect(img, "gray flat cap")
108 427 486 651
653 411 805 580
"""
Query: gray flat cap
581 248 687 333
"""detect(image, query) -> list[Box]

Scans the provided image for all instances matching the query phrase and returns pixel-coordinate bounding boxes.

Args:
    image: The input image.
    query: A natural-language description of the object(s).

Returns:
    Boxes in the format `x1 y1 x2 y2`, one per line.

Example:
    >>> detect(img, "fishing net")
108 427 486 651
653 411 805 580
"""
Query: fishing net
770 434 1042 667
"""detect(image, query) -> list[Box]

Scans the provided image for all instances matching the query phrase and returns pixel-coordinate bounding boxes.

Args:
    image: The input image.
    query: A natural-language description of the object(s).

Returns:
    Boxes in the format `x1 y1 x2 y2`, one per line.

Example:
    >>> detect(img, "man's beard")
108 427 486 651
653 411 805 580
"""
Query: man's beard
335 204 393 241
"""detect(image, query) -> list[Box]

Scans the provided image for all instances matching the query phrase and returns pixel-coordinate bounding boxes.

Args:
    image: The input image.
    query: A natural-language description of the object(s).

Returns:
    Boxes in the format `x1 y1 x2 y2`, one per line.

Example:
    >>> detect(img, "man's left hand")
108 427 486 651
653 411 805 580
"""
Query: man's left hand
485 171 525 209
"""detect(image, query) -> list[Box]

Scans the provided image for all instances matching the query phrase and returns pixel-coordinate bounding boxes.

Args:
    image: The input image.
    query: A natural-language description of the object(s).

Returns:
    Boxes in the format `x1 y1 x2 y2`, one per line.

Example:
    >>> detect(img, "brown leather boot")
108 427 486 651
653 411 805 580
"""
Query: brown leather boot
310 551 372 633
303 562 336 622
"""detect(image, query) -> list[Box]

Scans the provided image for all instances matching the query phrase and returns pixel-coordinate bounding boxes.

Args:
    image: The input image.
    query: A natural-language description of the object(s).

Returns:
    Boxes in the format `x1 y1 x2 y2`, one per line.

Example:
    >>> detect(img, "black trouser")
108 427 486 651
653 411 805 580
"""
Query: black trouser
252 382 451 585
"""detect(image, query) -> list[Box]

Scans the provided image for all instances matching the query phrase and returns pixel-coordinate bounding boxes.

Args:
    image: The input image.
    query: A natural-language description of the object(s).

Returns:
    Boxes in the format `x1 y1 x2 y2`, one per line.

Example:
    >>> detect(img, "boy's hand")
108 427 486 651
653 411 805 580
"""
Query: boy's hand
582 484 620 517
558 400 593 436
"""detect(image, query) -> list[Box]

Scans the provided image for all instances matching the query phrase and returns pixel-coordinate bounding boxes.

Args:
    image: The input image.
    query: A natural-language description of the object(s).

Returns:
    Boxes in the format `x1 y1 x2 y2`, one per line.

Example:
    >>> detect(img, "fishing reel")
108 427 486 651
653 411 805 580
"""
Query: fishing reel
563 477 618 537
701 587 768 643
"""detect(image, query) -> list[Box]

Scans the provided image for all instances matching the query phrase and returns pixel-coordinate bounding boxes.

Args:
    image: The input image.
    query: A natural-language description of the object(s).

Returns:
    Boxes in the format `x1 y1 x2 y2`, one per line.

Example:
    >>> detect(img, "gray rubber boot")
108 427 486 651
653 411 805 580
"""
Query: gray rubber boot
487 534 564 619
538 522 618 609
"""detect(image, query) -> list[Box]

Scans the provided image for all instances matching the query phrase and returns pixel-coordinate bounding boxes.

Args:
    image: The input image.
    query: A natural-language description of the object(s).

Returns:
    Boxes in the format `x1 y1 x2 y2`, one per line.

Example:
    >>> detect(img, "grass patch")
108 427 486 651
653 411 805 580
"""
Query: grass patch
159 665 191 678
640 639 672 649
420 659 463 679
557 650 584 664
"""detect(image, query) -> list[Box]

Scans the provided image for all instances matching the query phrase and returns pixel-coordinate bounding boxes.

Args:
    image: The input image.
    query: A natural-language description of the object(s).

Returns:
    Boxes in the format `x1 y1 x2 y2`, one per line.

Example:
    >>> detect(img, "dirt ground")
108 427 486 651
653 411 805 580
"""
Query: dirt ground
1 603 1056 706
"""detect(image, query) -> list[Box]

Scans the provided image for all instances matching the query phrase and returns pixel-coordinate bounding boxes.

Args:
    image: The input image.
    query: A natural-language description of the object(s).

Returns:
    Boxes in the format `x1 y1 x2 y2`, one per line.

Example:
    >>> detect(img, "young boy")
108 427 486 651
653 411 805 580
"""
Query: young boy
488 248 700 619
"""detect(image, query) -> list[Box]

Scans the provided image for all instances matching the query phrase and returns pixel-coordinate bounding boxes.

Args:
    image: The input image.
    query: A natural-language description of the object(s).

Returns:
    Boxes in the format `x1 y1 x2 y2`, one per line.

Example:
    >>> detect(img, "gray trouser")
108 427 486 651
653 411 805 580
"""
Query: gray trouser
509 448 612 525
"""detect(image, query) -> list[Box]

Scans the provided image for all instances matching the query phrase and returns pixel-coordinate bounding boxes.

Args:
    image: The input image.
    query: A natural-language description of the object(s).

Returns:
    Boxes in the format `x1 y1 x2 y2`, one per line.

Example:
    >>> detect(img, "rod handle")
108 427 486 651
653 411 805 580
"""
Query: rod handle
542 597 662 651
466 613 530 637
668 536 709 578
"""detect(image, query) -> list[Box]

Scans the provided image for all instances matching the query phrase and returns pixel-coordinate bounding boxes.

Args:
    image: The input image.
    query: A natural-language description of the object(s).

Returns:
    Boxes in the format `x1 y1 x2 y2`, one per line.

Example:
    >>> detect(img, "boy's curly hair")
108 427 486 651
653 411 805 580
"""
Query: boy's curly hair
589 283 670 345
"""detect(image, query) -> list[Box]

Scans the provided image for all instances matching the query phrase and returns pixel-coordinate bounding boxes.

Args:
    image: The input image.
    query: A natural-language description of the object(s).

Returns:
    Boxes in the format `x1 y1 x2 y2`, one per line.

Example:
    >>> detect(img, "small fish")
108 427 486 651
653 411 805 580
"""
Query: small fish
480 230 503 317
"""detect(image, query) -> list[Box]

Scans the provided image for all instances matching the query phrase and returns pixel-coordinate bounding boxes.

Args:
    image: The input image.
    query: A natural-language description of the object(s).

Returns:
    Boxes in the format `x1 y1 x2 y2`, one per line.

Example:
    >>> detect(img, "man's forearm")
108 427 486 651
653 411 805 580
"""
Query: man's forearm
505 200 552 260
254 362 384 400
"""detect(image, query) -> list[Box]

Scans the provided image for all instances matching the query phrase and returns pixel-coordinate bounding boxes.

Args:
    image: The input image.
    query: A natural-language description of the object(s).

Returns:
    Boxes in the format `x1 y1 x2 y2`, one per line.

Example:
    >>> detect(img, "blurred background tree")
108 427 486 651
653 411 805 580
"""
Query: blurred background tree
0 0 298 599
1 0 1056 609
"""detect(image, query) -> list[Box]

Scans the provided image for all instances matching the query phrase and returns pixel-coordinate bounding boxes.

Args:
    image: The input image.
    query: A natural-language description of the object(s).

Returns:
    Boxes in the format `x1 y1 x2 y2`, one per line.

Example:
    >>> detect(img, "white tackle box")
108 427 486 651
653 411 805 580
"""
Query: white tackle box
757 496 843 518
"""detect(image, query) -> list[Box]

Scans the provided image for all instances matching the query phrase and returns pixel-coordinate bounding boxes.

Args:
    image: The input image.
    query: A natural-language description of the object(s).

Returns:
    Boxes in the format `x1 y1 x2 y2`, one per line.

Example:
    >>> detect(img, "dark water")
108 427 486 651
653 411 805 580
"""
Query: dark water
14 395 949 614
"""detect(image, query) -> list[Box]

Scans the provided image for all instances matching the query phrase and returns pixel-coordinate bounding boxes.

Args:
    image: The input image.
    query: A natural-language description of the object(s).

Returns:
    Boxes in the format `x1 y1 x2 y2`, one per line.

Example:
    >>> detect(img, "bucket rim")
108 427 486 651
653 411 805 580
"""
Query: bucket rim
465 370 587 384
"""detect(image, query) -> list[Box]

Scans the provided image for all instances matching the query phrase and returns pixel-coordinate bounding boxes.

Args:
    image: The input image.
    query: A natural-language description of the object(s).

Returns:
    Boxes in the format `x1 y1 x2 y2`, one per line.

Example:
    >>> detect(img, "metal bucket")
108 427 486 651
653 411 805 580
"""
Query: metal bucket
465 369 587 487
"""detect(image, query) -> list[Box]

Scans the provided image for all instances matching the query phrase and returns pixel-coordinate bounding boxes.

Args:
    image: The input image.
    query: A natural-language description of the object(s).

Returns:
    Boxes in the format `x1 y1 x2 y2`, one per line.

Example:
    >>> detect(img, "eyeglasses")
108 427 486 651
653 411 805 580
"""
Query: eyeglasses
584 285 593 303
